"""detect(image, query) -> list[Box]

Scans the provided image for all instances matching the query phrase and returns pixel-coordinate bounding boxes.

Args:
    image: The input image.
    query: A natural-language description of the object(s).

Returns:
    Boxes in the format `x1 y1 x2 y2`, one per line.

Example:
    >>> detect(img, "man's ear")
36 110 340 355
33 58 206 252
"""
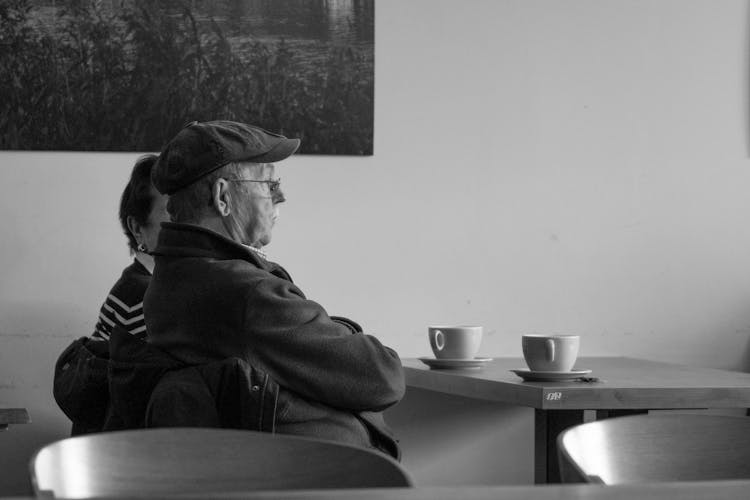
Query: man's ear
212 178 232 217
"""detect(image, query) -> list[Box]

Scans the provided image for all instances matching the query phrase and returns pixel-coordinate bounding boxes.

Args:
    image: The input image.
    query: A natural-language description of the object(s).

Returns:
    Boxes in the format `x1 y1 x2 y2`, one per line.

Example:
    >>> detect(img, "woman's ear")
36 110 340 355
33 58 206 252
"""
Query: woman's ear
212 178 232 217
126 215 144 245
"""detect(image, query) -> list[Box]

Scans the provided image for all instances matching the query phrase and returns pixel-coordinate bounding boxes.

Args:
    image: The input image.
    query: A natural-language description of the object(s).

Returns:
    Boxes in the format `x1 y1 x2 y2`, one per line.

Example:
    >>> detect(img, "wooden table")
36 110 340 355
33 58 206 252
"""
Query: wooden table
0 408 30 431
5 480 750 499
403 357 750 483
197 480 750 499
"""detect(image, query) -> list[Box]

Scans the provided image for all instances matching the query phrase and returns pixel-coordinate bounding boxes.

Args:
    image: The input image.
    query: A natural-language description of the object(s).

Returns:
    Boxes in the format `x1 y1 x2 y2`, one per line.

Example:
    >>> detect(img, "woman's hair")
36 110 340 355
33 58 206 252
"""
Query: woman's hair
119 154 160 253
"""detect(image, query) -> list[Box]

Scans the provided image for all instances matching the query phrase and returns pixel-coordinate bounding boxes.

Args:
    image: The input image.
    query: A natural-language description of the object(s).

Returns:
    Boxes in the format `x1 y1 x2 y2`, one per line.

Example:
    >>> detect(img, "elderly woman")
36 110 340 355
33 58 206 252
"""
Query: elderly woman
91 154 169 339
54 154 169 435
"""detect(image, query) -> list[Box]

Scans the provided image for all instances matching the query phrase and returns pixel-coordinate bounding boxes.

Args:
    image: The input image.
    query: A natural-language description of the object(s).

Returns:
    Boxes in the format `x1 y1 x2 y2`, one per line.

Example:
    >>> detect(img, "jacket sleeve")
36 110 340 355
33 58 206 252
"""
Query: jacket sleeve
240 277 405 412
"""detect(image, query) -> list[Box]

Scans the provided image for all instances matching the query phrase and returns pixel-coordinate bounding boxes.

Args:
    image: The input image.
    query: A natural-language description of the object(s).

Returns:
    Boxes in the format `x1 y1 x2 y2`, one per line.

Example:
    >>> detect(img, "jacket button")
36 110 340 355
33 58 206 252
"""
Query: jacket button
251 385 260 391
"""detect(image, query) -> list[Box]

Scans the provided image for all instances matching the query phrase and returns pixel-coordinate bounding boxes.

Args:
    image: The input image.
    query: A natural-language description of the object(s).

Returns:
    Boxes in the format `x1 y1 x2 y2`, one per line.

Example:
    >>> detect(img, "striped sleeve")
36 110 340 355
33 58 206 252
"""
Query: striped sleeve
92 293 146 339
91 260 150 340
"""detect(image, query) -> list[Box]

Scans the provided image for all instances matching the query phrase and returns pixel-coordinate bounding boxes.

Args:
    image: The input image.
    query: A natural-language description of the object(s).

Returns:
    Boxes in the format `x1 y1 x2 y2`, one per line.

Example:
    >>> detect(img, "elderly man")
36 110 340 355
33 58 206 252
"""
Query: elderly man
143 120 405 458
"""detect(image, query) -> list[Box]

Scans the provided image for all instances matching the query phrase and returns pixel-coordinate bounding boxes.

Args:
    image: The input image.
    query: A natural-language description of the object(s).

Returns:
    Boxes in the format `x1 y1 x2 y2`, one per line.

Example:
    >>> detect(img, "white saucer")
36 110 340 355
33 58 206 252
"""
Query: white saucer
510 368 592 381
418 357 494 369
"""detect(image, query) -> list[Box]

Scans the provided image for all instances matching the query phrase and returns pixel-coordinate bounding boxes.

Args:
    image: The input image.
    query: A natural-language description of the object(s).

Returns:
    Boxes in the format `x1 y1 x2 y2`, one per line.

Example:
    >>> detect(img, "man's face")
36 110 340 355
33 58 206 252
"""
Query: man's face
225 162 285 248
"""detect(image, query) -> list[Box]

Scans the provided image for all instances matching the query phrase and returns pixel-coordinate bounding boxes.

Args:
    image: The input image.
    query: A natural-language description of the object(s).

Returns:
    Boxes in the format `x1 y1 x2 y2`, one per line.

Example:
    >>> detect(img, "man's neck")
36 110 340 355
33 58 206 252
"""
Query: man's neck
195 216 233 240
191 217 267 259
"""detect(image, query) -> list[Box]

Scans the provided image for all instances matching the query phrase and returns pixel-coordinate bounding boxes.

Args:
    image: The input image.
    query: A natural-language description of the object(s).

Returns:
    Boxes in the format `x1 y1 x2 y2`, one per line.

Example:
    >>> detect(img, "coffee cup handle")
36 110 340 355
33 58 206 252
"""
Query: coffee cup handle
430 330 445 352
545 338 555 362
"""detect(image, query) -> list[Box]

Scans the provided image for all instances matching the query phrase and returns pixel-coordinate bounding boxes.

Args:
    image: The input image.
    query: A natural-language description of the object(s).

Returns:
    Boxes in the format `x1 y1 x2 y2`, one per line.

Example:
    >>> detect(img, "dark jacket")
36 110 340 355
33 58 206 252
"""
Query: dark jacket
54 327 278 434
55 330 401 458
109 327 279 433
53 336 111 435
145 223 405 458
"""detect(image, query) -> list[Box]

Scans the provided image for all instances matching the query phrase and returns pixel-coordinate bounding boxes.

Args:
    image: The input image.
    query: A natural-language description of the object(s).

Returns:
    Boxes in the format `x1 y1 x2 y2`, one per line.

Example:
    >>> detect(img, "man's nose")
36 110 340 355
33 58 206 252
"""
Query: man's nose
273 188 286 204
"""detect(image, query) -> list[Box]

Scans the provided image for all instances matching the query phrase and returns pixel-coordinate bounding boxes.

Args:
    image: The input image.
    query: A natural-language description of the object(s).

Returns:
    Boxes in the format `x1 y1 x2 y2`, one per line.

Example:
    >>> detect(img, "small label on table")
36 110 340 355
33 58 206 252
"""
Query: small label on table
546 392 563 401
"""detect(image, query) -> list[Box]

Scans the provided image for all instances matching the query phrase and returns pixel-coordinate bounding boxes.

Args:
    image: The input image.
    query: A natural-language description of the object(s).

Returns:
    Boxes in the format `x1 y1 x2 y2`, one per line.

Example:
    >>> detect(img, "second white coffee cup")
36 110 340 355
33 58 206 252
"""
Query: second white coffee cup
428 325 483 359
522 334 579 371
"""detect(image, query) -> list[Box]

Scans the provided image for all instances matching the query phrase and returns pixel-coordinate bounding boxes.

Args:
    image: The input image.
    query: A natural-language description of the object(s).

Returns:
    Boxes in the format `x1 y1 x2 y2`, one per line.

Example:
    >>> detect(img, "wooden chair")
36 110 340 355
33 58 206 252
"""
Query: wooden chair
30 428 413 498
557 413 750 484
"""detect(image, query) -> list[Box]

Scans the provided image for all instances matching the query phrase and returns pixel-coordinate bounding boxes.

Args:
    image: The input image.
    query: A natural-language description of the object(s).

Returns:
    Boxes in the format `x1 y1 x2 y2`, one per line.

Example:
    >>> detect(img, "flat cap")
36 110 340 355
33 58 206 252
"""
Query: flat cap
152 120 301 195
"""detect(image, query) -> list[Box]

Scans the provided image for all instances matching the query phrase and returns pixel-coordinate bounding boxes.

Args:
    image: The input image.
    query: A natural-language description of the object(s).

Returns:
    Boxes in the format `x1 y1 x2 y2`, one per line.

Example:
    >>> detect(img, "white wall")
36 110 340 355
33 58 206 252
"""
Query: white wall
2 0 750 494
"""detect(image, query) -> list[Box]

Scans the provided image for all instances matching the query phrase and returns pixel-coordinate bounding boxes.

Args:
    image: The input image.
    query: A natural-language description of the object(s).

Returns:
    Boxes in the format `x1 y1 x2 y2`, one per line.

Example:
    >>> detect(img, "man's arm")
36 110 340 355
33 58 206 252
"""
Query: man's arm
241 277 405 412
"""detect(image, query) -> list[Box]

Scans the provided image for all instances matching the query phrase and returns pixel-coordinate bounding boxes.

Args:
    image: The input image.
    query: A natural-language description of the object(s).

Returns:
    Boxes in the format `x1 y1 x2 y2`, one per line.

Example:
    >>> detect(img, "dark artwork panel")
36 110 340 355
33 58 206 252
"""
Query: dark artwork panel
0 0 374 155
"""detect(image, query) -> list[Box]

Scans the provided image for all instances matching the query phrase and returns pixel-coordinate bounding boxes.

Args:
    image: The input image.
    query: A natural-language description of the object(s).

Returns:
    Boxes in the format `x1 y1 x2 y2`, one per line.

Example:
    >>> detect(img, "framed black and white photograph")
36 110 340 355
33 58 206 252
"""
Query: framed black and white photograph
0 0 374 155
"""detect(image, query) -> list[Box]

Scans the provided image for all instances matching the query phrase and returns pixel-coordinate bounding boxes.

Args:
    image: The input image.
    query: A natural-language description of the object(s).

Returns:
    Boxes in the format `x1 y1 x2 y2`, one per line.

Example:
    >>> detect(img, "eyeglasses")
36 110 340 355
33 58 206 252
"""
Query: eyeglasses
225 178 281 193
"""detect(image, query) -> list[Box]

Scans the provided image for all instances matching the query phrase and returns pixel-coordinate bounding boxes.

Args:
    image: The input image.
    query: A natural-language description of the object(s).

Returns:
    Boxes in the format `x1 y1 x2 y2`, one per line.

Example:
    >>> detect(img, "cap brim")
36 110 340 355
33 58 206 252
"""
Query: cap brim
252 138 301 163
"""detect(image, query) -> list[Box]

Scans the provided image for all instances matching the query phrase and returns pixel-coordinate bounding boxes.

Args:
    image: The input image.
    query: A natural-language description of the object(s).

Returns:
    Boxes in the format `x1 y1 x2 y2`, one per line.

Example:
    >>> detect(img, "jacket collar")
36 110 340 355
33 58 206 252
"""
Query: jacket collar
153 222 289 278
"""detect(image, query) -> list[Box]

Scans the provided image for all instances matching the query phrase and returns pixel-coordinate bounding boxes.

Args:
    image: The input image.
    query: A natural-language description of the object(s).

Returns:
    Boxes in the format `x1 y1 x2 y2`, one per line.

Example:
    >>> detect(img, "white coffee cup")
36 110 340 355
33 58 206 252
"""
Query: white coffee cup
522 334 579 372
428 325 483 359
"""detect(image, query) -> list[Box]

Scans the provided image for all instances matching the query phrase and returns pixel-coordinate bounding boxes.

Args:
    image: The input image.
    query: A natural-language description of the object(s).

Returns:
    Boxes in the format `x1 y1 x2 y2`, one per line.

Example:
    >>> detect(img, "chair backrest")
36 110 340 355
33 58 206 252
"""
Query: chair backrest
30 428 413 498
558 413 750 484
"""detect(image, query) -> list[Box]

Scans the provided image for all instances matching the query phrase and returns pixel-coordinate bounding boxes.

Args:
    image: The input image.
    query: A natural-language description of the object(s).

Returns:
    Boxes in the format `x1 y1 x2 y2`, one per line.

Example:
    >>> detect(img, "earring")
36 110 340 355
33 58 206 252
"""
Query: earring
137 243 147 253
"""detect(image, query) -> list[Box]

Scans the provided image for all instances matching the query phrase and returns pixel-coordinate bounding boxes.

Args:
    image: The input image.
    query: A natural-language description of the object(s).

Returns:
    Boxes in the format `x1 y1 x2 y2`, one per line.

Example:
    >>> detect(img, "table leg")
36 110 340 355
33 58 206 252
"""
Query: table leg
534 409 584 484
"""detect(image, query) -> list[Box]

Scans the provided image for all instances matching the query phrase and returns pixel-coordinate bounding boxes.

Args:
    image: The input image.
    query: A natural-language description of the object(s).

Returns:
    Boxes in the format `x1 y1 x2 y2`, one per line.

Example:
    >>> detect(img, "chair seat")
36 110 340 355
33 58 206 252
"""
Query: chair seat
558 413 750 484
30 427 412 498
